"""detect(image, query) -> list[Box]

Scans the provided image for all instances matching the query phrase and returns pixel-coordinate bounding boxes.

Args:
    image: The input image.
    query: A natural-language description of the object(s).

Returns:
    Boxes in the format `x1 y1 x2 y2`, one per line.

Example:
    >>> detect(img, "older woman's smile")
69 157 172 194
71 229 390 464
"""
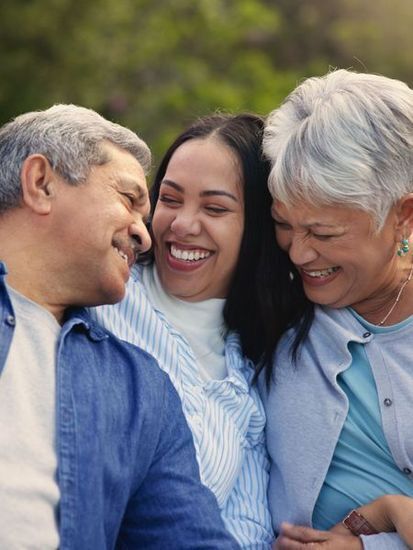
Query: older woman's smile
302 266 340 278
273 200 401 313
300 266 341 286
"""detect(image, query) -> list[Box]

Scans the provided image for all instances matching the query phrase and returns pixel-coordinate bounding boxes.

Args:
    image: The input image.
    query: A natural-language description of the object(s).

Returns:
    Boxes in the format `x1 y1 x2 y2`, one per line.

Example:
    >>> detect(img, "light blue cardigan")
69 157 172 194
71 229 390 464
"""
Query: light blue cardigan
260 305 412 550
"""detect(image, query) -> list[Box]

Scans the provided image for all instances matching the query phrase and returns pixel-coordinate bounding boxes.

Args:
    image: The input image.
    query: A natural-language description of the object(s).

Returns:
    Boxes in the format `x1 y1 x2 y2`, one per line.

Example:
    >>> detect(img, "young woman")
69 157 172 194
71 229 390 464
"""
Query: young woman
91 113 302 547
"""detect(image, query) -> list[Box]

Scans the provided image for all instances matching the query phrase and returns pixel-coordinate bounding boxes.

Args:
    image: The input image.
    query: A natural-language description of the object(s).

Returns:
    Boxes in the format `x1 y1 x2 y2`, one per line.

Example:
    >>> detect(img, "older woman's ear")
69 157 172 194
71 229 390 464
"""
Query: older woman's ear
395 193 413 237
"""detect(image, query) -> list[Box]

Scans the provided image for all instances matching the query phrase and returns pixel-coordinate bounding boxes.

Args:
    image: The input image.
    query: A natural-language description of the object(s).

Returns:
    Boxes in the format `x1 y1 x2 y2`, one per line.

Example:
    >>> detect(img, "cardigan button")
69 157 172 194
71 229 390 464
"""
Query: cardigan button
362 331 371 338
403 467 412 475
383 398 392 407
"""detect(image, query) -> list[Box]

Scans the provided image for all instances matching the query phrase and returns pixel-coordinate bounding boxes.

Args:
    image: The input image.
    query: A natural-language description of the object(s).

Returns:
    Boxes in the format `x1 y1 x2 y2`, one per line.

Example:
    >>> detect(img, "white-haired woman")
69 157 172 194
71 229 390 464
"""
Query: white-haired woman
260 69 413 549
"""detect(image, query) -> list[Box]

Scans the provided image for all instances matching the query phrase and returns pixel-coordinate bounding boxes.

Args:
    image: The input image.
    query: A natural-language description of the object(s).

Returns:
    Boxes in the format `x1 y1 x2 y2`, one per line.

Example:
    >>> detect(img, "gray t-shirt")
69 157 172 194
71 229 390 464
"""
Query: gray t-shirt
0 284 60 549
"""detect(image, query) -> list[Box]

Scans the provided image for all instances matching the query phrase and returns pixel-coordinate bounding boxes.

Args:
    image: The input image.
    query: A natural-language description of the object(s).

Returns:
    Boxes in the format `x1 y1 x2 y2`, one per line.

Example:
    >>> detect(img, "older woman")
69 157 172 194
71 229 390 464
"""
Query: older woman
261 69 413 550
90 113 301 548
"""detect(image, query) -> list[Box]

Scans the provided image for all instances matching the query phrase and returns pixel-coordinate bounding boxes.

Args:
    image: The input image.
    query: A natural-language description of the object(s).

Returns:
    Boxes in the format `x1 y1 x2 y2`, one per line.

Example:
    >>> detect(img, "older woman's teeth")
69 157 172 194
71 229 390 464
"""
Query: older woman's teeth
304 267 339 278
171 245 211 261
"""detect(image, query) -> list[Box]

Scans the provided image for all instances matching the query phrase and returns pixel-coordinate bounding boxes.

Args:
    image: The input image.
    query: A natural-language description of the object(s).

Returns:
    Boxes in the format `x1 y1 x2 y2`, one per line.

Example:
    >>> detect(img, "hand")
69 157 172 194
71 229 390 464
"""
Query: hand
273 522 363 549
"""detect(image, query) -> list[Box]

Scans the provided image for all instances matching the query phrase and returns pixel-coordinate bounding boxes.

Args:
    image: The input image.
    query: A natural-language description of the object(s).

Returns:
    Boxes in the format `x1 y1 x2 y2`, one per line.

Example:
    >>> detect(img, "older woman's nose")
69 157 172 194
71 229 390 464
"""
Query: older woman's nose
288 236 318 266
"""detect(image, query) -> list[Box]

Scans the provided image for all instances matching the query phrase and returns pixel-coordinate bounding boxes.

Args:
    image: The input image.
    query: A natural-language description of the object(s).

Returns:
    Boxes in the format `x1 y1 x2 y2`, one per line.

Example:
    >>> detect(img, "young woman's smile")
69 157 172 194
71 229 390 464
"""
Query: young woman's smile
152 137 244 302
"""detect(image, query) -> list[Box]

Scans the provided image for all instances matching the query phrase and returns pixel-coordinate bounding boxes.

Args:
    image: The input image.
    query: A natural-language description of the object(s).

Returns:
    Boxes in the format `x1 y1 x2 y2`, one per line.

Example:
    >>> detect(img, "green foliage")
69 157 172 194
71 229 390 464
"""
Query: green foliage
1 0 412 172
332 0 413 82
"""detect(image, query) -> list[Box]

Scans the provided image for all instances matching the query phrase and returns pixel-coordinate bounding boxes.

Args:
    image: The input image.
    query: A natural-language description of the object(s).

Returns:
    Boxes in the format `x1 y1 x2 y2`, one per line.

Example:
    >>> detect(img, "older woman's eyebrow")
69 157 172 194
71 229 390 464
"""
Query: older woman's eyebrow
308 222 339 228
272 209 343 229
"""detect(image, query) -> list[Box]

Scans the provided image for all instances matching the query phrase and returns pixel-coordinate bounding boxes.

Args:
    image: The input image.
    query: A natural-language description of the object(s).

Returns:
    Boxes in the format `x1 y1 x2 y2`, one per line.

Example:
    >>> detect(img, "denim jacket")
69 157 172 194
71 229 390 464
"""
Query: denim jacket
0 263 238 549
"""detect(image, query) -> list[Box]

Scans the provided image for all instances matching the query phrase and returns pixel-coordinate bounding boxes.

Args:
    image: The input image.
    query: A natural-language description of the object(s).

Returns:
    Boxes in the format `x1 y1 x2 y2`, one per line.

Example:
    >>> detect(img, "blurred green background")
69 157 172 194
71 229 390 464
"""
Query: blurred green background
1 0 412 172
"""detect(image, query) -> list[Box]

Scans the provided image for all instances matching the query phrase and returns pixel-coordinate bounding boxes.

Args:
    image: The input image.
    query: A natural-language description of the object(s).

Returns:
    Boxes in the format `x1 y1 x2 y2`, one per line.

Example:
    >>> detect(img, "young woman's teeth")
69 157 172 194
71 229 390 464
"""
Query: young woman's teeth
170 245 210 261
305 267 339 278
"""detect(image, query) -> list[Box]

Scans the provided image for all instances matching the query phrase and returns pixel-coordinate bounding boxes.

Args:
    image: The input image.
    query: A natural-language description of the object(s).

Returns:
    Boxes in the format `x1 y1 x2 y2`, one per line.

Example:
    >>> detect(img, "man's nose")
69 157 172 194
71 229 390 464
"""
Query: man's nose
130 218 152 253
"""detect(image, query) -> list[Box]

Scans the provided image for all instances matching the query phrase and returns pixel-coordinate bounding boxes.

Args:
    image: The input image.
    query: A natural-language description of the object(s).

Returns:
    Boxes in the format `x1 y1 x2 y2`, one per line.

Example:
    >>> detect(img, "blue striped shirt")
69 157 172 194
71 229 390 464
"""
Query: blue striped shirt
90 264 273 548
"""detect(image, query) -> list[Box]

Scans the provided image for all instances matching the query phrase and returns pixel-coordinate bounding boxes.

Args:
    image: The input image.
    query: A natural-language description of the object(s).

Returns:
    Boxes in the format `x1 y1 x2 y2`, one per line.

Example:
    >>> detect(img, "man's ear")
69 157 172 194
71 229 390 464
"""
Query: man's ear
20 154 56 215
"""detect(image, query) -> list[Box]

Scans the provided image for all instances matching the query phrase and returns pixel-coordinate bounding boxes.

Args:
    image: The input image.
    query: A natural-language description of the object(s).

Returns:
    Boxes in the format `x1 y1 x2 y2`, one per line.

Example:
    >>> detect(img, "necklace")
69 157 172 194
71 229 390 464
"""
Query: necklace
378 261 413 326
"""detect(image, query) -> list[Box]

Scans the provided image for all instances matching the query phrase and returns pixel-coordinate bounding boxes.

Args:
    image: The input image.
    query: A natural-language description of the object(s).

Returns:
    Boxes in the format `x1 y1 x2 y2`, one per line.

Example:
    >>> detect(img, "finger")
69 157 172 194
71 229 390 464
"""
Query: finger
280 523 330 543
275 534 315 549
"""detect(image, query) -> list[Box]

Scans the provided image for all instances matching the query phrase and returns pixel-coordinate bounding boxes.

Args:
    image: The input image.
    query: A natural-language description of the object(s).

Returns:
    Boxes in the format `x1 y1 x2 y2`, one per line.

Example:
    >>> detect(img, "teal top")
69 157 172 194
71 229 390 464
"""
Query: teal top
312 310 413 529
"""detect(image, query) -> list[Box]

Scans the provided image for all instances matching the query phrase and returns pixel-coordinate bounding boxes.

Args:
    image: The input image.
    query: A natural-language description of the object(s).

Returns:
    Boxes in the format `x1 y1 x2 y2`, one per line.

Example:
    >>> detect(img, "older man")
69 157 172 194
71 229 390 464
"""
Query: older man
0 105 238 549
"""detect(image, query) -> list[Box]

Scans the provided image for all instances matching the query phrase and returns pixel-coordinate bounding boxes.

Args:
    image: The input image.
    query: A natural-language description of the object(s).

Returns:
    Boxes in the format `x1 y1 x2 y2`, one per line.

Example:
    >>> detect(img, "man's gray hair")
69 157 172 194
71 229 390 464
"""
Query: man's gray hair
263 69 413 229
0 104 151 214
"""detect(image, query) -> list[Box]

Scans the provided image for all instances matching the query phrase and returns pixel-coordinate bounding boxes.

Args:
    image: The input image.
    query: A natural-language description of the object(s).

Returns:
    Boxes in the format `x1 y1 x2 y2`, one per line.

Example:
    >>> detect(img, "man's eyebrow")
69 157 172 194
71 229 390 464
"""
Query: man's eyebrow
120 178 148 202
161 179 238 202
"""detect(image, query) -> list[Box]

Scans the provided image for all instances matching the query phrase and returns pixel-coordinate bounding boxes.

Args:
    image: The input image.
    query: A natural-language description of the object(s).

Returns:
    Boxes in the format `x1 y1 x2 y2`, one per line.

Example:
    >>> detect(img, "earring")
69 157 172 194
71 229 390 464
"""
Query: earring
397 238 410 256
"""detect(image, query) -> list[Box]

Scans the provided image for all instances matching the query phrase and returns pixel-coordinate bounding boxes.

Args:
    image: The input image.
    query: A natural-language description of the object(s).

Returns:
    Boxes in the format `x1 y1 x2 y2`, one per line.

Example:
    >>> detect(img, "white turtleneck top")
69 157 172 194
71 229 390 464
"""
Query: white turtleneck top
142 264 227 381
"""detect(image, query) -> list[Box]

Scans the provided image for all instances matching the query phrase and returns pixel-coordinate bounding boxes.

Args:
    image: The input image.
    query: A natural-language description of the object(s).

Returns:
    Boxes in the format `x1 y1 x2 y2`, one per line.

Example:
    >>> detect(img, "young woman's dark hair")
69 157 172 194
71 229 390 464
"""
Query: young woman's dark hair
141 112 311 371
256 225 314 383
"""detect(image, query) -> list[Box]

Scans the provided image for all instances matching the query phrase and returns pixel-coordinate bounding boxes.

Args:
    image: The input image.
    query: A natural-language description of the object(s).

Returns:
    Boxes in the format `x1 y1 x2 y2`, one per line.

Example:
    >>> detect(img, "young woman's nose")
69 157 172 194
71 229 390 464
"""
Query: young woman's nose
170 210 202 237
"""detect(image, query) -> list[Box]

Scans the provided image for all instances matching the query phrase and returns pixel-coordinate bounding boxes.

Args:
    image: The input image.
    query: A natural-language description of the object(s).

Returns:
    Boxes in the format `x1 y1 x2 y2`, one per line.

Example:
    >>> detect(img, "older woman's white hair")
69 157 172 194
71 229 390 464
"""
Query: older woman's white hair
263 69 413 230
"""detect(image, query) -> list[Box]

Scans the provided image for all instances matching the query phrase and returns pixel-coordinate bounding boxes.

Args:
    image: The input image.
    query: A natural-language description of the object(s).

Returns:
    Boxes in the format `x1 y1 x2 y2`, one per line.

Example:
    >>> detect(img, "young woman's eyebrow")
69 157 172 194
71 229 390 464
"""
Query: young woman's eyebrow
160 179 183 192
201 190 238 202
161 179 238 202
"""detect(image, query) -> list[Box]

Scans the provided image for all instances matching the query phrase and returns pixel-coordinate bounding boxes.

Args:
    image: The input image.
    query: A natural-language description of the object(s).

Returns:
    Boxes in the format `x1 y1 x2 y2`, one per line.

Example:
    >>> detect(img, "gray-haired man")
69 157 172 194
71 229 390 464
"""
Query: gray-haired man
0 105 238 549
